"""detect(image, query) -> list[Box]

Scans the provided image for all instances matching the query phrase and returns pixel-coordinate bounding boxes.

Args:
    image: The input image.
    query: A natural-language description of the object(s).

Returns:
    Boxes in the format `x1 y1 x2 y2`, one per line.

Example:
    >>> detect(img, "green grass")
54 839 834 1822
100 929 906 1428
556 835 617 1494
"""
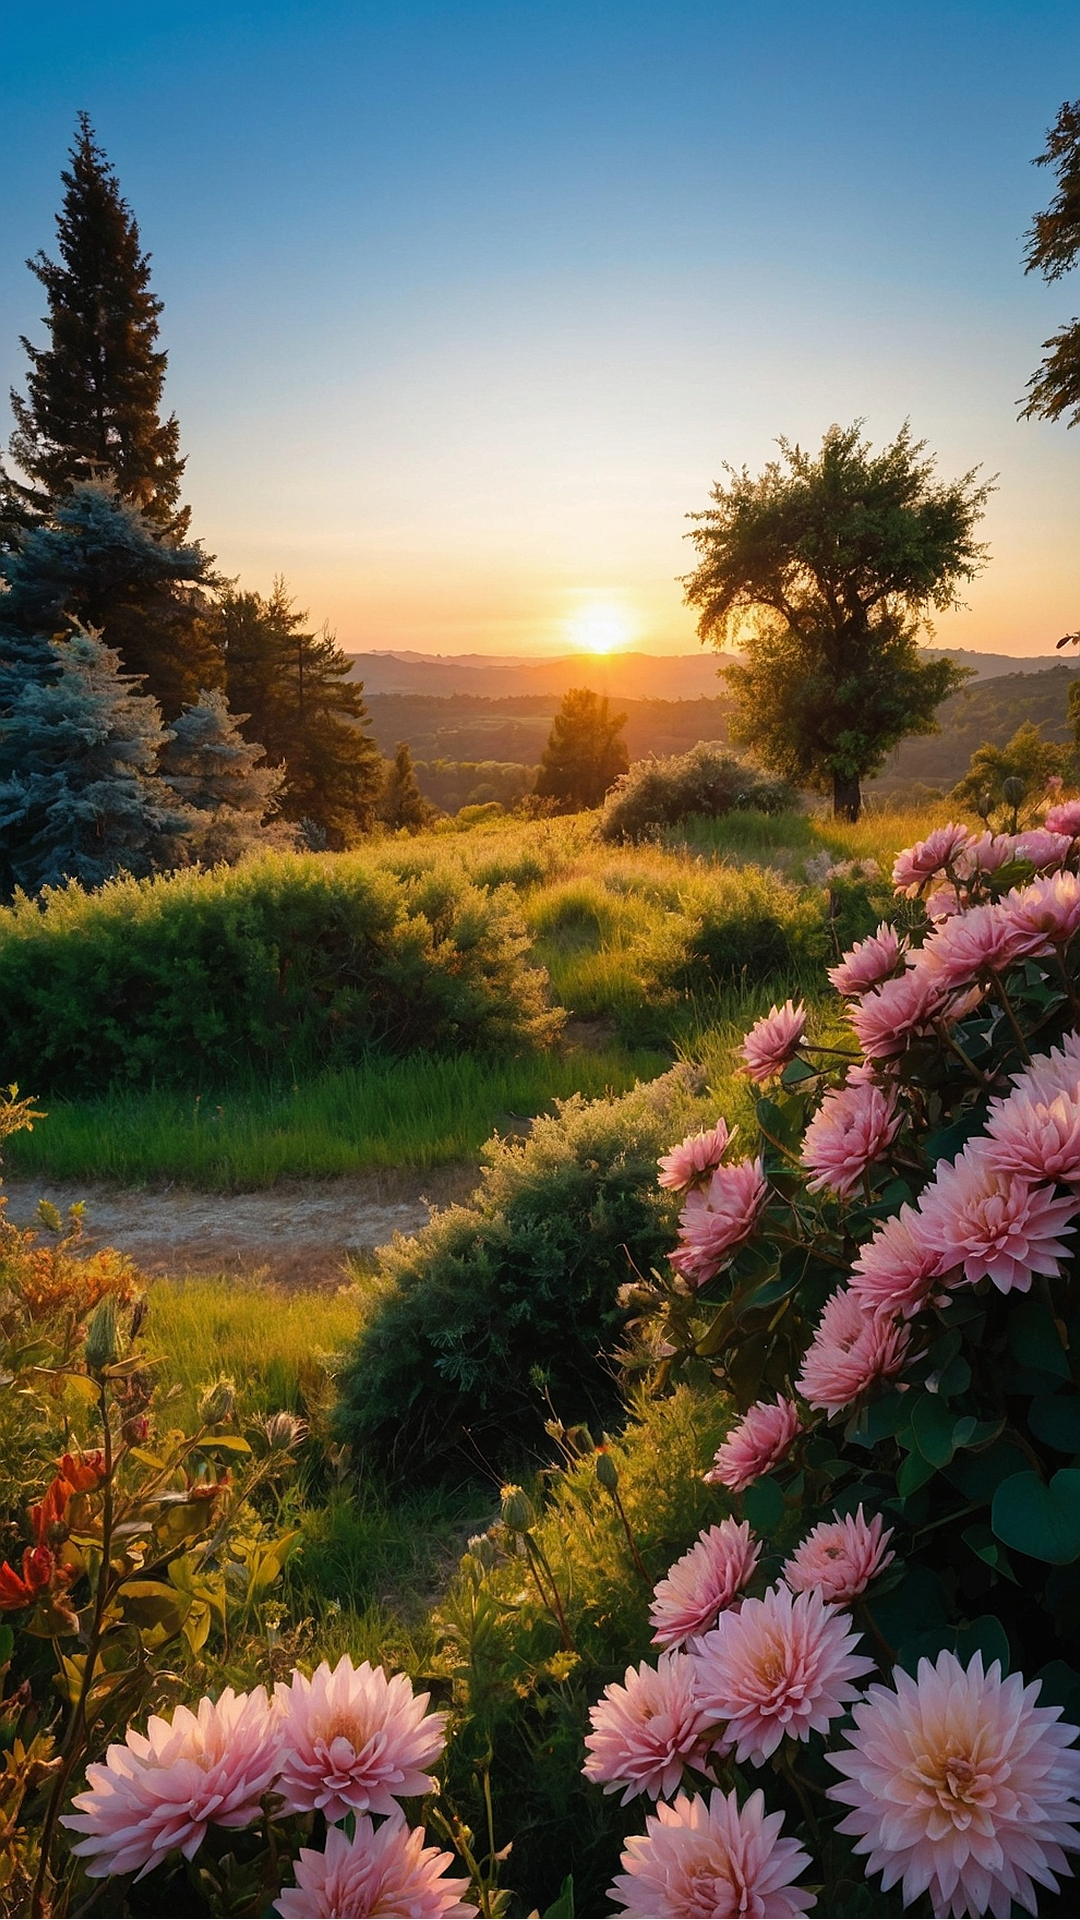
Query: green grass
670 800 973 873
4 1043 668 1189
144 1276 363 1425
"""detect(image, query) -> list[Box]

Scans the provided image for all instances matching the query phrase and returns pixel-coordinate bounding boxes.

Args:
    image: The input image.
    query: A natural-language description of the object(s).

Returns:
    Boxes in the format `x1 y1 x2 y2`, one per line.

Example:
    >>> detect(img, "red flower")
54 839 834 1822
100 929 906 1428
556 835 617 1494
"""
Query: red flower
0 1544 57 1609
59 1449 108 1493
30 1476 74 1545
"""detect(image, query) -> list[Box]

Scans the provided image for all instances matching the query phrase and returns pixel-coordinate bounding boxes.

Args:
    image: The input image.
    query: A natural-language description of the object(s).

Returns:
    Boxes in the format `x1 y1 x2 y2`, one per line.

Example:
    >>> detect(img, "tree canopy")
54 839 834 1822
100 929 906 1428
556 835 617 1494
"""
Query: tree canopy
682 422 990 820
1021 98 1080 428
534 687 629 811
378 741 435 832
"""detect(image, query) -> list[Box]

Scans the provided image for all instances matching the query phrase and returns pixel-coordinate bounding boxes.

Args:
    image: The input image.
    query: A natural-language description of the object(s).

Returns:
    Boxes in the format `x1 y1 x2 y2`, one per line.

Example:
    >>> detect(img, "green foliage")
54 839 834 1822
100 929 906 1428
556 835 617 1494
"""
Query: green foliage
597 743 794 842
950 719 1069 822
333 1069 706 1481
1021 97 1080 427
872 661 1080 799
161 687 290 864
378 740 436 831
535 688 630 811
0 851 559 1094
683 421 988 818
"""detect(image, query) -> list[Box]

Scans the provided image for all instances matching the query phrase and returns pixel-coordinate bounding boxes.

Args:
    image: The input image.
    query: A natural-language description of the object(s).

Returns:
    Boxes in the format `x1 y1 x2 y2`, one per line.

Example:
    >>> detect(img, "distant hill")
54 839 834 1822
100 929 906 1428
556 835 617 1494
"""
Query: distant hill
871 662 1080 797
364 692 731 767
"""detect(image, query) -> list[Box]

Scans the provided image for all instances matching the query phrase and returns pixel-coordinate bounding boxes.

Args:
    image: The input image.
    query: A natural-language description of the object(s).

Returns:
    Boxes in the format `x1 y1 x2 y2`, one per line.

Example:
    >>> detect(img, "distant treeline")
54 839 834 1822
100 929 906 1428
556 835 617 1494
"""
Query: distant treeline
363 693 732 770
870 663 1080 797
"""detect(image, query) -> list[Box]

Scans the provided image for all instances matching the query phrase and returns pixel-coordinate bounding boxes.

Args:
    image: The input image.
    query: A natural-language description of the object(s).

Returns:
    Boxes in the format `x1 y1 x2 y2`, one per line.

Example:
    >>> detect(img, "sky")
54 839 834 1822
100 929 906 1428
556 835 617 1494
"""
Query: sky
1 1 1078 659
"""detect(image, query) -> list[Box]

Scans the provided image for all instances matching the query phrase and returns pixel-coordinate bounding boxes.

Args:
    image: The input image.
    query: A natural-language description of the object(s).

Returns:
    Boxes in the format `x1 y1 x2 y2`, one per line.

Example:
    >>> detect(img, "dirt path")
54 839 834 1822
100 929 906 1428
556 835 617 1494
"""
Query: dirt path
2 1163 480 1288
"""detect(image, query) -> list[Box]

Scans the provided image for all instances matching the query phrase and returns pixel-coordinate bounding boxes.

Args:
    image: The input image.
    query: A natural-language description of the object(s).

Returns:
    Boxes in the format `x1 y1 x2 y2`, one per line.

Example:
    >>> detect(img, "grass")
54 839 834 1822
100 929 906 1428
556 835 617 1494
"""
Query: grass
144 1276 363 1425
668 800 970 873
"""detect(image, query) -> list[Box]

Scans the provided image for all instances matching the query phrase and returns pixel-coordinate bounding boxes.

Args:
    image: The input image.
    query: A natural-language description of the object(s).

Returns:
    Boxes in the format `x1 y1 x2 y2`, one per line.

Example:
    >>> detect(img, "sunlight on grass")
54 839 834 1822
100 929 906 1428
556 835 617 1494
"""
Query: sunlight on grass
145 1276 362 1425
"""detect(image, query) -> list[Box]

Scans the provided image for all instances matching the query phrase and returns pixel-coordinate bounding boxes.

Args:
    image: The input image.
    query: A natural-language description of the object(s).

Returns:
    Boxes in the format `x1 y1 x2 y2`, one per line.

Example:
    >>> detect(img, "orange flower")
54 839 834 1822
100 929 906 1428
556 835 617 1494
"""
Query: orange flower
29 1476 74 1545
0 1544 57 1609
59 1449 108 1493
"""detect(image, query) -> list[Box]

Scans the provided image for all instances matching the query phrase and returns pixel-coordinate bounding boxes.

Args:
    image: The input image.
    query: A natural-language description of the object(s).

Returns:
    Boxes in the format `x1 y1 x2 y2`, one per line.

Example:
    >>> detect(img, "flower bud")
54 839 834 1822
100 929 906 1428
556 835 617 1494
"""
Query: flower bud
500 1483 536 1534
198 1378 236 1427
263 1410 307 1452
466 1531 501 1571
84 1298 118 1377
595 1449 619 1494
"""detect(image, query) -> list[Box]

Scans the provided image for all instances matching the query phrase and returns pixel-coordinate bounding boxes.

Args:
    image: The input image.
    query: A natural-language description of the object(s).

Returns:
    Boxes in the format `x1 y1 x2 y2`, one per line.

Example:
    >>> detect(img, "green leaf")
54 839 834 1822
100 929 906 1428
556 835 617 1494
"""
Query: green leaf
897 1448 937 1496
542 1875 575 1918
846 1389 908 1449
0 1624 13 1666
780 1057 817 1087
946 1439 1028 1503
1034 1660 1080 1725
910 1395 963 1469
1007 1298 1070 1382
120 1580 192 1634
198 1432 251 1455
992 1470 1080 1565
955 1614 1011 1674
743 1476 786 1537
961 1523 1018 1584
1029 1393 1080 1455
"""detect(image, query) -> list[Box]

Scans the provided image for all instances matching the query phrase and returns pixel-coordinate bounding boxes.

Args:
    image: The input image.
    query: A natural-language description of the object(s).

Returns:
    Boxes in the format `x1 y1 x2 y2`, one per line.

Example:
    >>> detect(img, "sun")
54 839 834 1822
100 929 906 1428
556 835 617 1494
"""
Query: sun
565 599 637 655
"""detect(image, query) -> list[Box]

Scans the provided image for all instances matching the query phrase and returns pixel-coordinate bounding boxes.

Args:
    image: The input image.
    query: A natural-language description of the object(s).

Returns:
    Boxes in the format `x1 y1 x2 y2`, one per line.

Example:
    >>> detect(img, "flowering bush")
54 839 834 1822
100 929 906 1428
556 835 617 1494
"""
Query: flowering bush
580 814 1080 1915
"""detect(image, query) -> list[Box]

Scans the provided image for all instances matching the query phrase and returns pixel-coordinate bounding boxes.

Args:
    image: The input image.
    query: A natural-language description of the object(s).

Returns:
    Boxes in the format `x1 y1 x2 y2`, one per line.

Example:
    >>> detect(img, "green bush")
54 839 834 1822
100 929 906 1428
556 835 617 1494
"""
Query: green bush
597 743 795 843
0 852 559 1093
333 1068 705 1482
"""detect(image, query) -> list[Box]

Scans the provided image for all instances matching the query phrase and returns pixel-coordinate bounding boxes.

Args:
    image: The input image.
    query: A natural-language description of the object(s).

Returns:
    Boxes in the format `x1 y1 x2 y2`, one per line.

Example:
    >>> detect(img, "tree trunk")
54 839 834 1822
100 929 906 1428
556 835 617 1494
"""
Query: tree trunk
832 771 861 822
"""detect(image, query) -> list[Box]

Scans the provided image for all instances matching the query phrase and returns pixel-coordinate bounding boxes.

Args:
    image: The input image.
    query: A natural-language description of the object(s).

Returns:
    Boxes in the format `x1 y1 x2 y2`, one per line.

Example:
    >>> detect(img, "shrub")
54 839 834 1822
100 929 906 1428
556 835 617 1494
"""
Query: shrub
333 1068 706 1482
0 851 559 1093
597 744 795 843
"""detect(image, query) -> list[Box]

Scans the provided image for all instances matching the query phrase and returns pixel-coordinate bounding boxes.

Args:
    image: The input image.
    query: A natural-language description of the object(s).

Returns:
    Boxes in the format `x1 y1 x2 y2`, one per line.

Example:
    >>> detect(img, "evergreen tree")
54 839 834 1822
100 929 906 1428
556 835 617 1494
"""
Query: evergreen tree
4 114 186 535
1021 98 1080 428
534 687 630 811
0 625 190 897
0 481 220 715
378 741 435 832
160 687 292 865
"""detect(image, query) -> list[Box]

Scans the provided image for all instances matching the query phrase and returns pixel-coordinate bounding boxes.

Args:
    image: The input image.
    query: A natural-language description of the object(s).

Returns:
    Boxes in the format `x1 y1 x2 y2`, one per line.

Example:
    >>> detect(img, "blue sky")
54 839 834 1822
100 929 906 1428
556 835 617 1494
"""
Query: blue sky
2 1 1078 655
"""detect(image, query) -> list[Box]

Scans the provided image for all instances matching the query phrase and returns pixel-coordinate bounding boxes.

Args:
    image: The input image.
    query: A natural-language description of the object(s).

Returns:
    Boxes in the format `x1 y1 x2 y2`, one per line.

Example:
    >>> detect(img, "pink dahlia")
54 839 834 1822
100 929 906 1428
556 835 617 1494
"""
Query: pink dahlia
915 1141 1079 1294
704 1395 801 1493
274 1815 476 1919
1003 870 1080 955
582 1651 718 1804
919 901 1032 989
985 1088 1080 1188
827 922 907 997
1012 1031 1080 1105
924 882 964 920
670 1158 767 1287
609 1788 816 1918
800 1080 900 1198
650 1520 761 1649
1045 798 1080 837
783 1506 894 1605
658 1119 731 1192
849 1203 943 1318
62 1687 280 1880
847 960 963 1060
828 1650 1080 1919
955 830 1017 879
796 1286 910 1416
692 1583 873 1764
275 1656 446 1822
1013 827 1074 871
892 823 972 894
740 1001 807 1083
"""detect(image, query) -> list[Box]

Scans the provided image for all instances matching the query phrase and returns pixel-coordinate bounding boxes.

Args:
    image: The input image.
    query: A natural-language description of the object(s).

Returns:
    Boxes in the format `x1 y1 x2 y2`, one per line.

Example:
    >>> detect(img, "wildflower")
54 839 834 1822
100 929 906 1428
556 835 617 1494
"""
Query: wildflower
800 1080 900 1197
58 1449 108 1493
704 1396 801 1493
692 1584 873 1764
849 1203 943 1318
1045 798 1080 837
796 1287 910 1416
0 1544 60 1610
827 922 907 997
916 1141 1079 1294
609 1788 816 1917
62 1687 280 1879
274 1814 477 1918
275 1656 446 1821
1003 870 1080 955
740 1001 807 1083
783 1507 894 1604
828 1650 1080 1919
583 1651 719 1804
670 1158 766 1286
985 1088 1080 1188
29 1476 73 1545
658 1119 731 1192
892 823 971 894
650 1520 760 1648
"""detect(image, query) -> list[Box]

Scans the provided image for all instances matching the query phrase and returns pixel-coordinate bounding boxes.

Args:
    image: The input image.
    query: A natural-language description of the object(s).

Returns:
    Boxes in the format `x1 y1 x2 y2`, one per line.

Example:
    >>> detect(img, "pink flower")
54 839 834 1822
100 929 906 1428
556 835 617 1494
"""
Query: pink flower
583 1652 718 1804
274 1815 477 1918
658 1120 731 1192
704 1396 801 1493
1045 798 1080 837
955 830 1018 879
985 1088 1080 1187
915 1141 1079 1294
609 1788 816 1917
892 823 971 894
796 1287 910 1416
847 959 965 1059
827 922 907 997
849 1203 943 1318
1002 871 1080 954
1012 1032 1080 1105
275 1656 446 1822
740 1001 807 1083
1013 827 1073 871
783 1507 894 1604
650 1521 761 1649
671 1159 767 1287
924 883 963 919
62 1687 280 1880
692 1584 873 1764
828 1651 1080 1920
800 1080 900 1197
919 901 1032 989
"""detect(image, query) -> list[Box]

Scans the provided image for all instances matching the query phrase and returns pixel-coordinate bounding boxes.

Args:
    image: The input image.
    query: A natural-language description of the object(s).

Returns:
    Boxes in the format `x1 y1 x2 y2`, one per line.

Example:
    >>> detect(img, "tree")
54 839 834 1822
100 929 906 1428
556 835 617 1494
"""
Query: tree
215 580 383 844
950 720 1069 826
3 114 186 535
534 687 629 811
159 687 292 865
682 422 990 821
0 482 221 716
378 741 435 832
0 625 189 897
1021 98 1080 428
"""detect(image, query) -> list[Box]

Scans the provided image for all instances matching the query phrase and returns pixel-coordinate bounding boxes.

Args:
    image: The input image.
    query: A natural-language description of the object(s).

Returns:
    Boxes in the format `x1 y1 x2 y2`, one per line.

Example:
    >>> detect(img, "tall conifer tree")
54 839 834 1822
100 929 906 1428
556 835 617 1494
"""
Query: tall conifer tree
4 115 186 535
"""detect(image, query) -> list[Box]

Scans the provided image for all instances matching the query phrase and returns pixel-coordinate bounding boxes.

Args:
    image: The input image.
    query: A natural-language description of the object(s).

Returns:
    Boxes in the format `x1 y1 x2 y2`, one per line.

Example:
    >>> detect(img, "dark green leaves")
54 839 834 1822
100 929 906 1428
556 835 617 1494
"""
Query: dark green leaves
992 1470 1080 1565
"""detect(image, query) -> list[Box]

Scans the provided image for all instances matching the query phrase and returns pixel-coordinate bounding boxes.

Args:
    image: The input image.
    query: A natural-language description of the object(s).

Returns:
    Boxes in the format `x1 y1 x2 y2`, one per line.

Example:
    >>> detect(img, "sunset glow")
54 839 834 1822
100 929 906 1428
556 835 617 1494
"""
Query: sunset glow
565 599 638 655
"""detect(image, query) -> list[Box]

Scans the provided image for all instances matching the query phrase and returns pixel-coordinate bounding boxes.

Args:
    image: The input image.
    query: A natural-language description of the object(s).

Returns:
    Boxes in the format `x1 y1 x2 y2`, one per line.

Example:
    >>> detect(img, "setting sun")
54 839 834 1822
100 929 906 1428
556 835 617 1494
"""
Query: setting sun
564 598 638 655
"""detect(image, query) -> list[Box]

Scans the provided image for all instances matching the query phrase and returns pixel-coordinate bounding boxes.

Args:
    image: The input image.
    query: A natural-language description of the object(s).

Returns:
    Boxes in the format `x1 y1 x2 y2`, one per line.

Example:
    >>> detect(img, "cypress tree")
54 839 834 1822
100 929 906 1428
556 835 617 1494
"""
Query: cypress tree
535 687 630 811
378 740 435 832
4 114 186 534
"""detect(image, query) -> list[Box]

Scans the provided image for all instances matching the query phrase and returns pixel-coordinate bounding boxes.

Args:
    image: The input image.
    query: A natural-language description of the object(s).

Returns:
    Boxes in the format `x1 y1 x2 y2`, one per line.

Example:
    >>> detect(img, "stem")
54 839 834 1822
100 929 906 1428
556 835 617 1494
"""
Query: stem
1054 949 1080 1020
934 1021 993 1087
610 1487 650 1582
988 972 1031 1061
856 1596 898 1668
524 1536 574 1651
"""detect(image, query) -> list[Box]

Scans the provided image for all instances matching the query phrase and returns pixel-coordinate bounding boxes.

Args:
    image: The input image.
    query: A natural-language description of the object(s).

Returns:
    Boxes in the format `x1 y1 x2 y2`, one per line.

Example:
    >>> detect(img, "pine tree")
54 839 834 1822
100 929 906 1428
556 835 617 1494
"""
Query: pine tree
160 687 292 864
0 625 190 897
534 687 630 811
378 741 435 832
0 481 221 716
4 114 186 534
